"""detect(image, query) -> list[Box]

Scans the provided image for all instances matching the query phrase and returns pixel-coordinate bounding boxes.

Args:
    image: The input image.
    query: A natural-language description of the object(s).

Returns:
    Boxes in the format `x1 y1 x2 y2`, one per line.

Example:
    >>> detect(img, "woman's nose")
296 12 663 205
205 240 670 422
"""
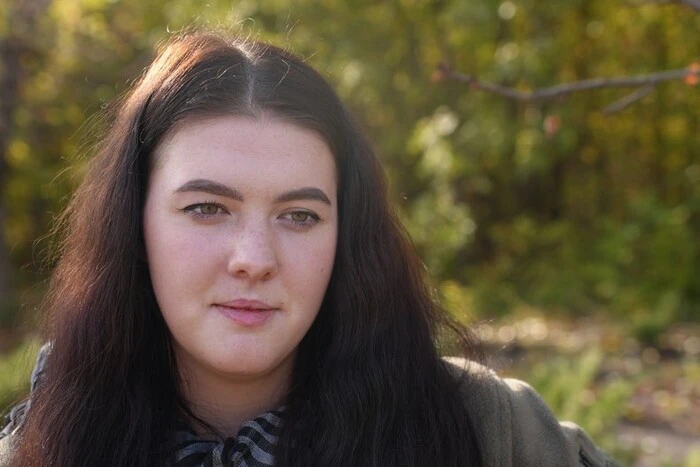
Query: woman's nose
226 222 278 281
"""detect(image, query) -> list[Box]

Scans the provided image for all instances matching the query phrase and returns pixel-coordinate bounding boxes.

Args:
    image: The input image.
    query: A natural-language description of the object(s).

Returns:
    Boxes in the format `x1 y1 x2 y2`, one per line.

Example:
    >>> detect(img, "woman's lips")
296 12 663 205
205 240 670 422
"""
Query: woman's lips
219 299 276 310
213 300 278 326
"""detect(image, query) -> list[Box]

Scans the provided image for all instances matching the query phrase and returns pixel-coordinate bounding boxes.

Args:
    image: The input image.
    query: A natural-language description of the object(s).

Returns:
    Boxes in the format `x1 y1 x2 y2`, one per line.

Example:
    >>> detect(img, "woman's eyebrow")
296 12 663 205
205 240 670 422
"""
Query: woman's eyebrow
274 187 331 205
174 179 331 205
174 179 243 201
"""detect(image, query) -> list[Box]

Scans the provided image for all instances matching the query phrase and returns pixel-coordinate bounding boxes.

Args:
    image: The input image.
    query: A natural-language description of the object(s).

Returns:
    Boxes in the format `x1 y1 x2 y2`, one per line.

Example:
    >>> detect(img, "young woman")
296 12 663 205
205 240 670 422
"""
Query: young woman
0 32 619 466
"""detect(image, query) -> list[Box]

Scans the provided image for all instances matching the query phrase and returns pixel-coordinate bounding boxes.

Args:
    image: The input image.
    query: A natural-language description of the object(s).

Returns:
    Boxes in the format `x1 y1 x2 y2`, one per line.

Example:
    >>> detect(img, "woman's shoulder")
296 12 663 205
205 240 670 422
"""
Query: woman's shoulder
442 357 621 467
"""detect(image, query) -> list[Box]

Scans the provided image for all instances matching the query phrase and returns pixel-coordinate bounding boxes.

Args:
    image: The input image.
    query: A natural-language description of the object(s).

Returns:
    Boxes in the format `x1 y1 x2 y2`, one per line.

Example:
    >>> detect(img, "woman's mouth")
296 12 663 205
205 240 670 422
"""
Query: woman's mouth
213 299 278 326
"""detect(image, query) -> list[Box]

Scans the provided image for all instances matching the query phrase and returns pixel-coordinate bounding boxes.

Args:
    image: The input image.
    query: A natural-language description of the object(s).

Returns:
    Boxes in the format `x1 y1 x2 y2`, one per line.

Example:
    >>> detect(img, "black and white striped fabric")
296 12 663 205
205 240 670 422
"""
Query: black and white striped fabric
172 409 284 467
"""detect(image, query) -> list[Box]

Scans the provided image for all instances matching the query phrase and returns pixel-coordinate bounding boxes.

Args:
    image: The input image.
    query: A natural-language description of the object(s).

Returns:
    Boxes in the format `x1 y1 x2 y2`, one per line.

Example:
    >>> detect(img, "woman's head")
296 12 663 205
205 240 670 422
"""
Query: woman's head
124 32 424 385
120 32 401 388
50 32 381 377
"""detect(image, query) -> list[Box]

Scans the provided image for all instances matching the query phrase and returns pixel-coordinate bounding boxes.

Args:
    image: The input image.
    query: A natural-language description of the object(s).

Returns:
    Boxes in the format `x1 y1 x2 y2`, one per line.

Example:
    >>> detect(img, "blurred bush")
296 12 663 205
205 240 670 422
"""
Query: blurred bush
523 349 638 465
455 193 698 345
0 339 40 416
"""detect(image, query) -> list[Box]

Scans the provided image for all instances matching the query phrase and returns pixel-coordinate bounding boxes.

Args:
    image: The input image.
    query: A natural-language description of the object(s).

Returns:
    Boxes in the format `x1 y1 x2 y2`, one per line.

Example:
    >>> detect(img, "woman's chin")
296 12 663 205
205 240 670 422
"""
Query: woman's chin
194 347 296 384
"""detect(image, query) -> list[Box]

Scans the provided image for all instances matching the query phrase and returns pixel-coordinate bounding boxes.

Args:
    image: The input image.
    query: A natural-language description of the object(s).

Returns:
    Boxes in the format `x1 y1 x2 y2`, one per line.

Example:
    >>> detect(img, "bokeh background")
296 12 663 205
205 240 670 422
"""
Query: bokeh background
1 0 698 465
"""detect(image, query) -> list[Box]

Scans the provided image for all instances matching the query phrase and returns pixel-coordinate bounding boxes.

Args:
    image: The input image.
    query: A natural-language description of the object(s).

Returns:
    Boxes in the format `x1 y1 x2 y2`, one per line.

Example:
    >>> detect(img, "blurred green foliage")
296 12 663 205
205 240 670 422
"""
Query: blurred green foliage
519 349 637 464
1 0 699 337
0 338 39 415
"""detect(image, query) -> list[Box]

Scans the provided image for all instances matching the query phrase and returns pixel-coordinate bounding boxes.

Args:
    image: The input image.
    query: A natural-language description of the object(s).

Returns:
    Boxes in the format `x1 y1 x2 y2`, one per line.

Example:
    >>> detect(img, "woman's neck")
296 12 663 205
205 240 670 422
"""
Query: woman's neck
176 353 293 439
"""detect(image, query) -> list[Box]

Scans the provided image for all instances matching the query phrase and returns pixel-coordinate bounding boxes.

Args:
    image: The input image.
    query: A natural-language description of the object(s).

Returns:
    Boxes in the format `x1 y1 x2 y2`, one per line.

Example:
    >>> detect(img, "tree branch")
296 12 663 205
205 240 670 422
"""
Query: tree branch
602 85 656 114
437 63 699 104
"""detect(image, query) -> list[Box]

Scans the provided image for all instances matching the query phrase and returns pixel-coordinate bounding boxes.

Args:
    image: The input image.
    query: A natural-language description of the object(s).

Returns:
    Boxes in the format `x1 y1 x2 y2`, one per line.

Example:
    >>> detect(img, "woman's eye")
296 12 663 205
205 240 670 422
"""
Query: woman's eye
182 202 226 218
283 210 320 226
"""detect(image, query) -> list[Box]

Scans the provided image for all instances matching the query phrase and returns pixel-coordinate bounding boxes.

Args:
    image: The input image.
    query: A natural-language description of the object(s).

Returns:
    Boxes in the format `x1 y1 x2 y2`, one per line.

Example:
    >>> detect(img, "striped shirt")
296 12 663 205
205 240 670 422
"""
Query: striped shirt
171 410 284 467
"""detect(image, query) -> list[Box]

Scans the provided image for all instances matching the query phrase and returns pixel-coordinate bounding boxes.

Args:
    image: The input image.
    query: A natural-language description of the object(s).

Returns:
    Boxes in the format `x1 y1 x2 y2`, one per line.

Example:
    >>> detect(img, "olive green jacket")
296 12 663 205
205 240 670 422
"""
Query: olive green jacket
0 356 619 466
443 357 619 466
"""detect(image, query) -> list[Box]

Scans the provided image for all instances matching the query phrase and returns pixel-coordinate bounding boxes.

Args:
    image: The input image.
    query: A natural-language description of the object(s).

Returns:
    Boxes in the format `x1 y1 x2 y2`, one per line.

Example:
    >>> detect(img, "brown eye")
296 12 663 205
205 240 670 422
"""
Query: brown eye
182 202 227 218
199 204 219 215
283 210 320 227
290 212 310 223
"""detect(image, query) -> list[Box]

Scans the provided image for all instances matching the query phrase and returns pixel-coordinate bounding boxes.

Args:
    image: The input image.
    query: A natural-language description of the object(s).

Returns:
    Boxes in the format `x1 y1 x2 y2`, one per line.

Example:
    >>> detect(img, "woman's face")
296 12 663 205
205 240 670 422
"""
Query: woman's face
143 115 338 385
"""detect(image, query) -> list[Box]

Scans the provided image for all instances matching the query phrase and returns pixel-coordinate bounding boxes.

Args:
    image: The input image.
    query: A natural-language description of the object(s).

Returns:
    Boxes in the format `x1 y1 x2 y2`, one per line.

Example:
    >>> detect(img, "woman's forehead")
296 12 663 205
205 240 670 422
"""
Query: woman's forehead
149 115 338 198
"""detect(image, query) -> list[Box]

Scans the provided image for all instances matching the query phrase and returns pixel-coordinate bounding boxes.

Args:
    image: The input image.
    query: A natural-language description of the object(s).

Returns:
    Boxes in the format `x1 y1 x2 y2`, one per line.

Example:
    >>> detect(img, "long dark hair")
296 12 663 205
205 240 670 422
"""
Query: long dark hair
14 32 483 466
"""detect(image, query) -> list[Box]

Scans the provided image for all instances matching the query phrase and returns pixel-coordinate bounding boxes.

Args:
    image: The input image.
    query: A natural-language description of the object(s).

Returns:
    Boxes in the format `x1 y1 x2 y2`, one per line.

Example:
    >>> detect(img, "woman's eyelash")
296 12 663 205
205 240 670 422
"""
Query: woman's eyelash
181 202 228 218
